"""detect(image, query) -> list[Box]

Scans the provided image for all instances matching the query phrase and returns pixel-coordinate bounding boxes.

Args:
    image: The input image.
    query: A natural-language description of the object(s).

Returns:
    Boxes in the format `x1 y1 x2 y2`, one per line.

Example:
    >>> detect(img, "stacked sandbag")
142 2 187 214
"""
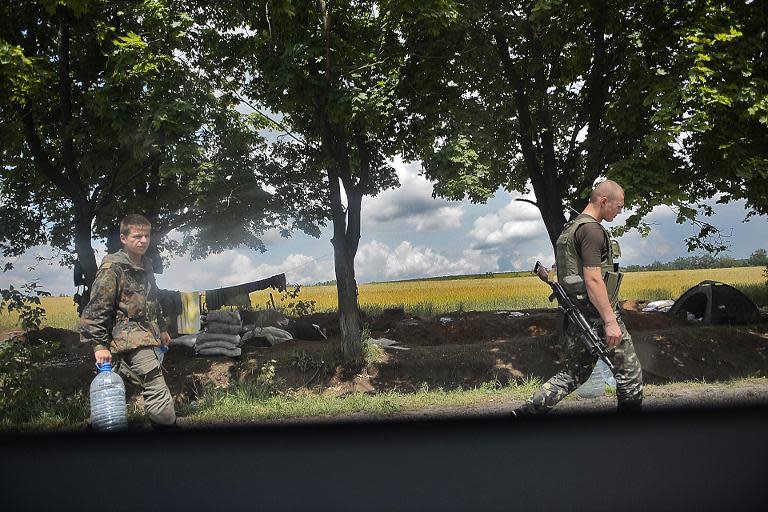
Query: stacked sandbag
170 333 198 349
195 310 243 357
242 326 293 347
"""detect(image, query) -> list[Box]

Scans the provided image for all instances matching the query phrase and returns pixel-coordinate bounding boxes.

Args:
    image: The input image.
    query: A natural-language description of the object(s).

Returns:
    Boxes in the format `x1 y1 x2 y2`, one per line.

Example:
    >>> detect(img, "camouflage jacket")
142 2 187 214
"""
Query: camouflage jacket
80 250 166 354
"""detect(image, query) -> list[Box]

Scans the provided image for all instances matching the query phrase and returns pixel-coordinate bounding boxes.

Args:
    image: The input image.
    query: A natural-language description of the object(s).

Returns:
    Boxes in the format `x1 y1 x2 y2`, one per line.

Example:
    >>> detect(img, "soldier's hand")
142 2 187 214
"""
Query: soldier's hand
604 318 622 348
160 331 171 347
94 349 112 365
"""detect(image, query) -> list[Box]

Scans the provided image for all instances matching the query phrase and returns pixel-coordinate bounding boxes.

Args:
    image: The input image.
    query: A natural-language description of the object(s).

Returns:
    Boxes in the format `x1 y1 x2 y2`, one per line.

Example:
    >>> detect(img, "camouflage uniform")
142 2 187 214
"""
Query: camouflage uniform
80 250 176 426
519 215 643 415
522 306 643 414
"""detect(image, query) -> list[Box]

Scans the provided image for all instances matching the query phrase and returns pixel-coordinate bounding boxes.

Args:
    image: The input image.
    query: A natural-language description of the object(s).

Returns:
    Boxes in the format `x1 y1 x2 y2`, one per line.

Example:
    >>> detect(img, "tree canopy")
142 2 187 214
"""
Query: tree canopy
191 0 421 358
1 0 765 333
397 0 766 252
0 0 316 291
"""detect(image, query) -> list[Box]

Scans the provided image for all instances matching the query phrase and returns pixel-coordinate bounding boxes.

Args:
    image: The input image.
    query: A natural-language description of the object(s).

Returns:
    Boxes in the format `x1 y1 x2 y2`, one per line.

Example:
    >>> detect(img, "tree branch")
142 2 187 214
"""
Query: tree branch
94 166 151 213
492 28 542 181
525 19 558 187
232 89 307 146
514 197 538 207
580 0 610 192
14 104 81 201
57 7 82 196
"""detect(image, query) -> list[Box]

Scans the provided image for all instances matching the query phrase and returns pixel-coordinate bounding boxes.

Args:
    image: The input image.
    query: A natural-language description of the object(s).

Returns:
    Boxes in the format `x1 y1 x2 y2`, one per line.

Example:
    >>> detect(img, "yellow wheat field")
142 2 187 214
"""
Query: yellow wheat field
1 267 764 330
258 266 767 314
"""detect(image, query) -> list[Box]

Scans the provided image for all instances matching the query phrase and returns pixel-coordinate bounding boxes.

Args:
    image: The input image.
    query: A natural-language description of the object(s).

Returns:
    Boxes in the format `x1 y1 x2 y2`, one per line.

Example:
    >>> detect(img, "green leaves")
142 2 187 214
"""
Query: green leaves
0 282 51 332
424 135 495 202
0 41 51 105
1 0 292 277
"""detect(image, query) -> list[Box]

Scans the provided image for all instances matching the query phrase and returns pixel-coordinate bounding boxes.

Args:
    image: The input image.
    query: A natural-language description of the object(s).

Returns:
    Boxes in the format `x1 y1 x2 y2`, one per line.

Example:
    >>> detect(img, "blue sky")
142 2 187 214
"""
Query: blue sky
4 156 767 295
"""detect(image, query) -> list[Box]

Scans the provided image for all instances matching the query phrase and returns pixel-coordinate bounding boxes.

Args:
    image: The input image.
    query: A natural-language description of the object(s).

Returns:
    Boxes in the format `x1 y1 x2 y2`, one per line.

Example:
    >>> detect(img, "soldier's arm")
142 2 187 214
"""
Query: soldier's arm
583 267 621 347
80 266 119 353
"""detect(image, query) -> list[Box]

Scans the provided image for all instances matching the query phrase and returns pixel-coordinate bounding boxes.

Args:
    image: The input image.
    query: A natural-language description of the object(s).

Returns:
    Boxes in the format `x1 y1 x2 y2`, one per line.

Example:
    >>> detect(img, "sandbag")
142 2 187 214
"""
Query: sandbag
204 310 241 325
197 332 241 346
246 326 293 347
196 346 241 358
170 333 198 348
195 340 242 351
205 321 243 335
243 309 290 329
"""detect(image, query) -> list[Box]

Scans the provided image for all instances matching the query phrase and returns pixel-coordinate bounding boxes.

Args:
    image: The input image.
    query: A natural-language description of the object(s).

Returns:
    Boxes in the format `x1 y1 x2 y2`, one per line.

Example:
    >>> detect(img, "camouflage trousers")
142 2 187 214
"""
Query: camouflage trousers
522 312 643 414
113 347 176 426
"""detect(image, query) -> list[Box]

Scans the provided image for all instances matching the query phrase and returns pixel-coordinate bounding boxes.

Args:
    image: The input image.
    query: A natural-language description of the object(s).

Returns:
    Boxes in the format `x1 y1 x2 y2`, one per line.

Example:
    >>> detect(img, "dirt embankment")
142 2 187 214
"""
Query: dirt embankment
4 299 767 411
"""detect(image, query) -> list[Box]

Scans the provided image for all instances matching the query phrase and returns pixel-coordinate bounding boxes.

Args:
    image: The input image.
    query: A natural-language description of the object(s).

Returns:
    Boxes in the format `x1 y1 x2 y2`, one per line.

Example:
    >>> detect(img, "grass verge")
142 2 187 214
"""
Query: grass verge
3 376 767 431
179 376 544 424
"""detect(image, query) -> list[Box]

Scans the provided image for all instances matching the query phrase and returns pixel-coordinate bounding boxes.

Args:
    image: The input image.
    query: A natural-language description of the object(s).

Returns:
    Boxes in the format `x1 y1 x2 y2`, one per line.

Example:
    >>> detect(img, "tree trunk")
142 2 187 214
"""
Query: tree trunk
332 232 362 361
73 203 97 290
493 28 569 252
327 161 364 362
533 186 568 250
317 1 363 361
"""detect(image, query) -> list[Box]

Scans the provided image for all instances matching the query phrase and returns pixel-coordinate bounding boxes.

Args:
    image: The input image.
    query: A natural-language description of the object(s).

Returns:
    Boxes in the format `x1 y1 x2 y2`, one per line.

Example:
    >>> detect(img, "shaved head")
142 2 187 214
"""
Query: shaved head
590 180 624 203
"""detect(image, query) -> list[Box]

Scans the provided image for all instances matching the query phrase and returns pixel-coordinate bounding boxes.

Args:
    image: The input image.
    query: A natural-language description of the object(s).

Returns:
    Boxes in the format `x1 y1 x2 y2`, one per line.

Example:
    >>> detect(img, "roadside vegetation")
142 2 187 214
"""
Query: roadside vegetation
3 372 767 432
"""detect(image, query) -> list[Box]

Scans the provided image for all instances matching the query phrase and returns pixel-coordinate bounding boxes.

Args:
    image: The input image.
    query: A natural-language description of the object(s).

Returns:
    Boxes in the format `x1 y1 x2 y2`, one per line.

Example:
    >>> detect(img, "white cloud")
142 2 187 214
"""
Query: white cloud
410 206 464 231
508 249 555 271
355 240 390 278
470 194 546 249
157 249 335 290
2 247 72 296
222 252 335 286
647 204 678 219
259 228 286 245
363 157 465 232
616 231 675 264
355 240 499 281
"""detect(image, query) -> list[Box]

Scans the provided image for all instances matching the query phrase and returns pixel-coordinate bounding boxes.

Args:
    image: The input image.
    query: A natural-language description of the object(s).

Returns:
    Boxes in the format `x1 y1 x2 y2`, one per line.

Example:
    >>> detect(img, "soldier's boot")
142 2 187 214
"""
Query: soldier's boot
617 398 642 415
151 419 179 431
511 402 534 417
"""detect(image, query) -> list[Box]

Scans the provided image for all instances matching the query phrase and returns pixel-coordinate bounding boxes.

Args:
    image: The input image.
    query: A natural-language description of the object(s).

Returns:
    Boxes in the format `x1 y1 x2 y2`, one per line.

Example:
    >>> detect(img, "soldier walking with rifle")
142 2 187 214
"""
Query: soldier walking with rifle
515 180 643 415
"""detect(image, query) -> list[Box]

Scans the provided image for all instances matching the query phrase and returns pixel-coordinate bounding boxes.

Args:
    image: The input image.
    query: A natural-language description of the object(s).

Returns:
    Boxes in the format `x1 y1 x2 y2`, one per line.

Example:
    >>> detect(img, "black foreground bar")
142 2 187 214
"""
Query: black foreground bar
2 406 768 511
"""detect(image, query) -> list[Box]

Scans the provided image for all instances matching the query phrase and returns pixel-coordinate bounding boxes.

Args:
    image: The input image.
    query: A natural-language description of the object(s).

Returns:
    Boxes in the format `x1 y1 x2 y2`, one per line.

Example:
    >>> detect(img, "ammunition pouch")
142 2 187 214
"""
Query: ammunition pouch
561 275 588 302
561 271 623 307
603 270 624 306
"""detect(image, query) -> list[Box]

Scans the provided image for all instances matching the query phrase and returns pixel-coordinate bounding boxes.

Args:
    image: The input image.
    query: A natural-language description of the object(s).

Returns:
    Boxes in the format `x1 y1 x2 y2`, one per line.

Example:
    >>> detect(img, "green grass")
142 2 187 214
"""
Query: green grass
179 376 544 424
0 391 89 432
644 375 768 395
3 375 767 431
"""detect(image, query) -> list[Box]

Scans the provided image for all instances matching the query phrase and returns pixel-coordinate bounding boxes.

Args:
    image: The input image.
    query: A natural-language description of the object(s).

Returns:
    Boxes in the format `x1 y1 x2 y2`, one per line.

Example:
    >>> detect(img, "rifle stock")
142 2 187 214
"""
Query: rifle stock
533 261 615 372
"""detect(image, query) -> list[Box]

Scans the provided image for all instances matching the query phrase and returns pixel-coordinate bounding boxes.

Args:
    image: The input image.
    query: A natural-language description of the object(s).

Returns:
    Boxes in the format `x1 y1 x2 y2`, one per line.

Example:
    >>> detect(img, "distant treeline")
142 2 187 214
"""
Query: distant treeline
622 249 768 272
312 249 768 286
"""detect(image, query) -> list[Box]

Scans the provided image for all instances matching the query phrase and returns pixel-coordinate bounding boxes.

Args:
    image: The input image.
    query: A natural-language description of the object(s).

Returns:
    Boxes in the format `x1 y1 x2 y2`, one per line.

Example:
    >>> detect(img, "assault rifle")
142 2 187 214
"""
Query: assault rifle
533 261 614 371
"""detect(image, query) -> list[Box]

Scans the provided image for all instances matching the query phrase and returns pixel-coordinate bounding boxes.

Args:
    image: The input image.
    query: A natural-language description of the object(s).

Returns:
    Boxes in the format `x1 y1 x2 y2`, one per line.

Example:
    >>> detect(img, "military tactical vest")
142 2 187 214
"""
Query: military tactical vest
555 215 623 307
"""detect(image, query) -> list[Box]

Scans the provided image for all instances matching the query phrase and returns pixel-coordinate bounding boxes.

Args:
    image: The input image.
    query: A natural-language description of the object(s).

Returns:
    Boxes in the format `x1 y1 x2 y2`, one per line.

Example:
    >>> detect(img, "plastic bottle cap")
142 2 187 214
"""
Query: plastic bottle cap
99 362 112 372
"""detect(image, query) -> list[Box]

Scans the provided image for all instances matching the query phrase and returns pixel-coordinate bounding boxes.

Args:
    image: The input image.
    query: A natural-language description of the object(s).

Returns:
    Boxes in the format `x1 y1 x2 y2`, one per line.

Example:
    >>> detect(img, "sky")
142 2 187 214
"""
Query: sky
3 156 767 295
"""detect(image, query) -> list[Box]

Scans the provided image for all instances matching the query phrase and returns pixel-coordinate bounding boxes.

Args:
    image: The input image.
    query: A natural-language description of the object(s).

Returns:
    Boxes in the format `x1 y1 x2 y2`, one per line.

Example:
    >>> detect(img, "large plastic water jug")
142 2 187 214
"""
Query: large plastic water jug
602 359 617 390
89 363 128 431
576 359 614 399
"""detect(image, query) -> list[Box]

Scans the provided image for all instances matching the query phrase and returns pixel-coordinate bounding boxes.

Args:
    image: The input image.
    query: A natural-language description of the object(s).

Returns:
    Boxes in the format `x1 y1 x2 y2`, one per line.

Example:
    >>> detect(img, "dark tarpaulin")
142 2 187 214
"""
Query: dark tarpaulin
205 273 287 311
